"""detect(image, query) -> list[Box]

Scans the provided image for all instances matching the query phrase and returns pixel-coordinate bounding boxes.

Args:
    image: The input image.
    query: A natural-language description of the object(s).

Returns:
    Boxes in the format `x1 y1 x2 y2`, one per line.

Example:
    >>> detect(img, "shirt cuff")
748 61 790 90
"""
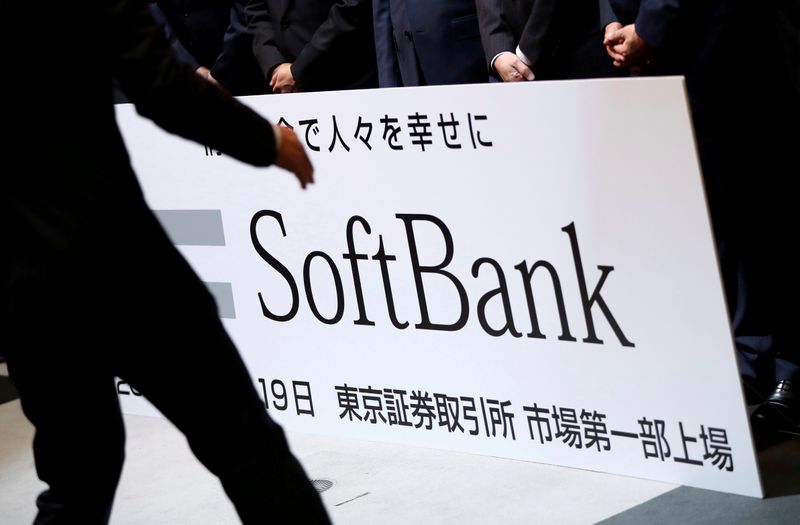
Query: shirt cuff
515 46 532 67
490 51 514 72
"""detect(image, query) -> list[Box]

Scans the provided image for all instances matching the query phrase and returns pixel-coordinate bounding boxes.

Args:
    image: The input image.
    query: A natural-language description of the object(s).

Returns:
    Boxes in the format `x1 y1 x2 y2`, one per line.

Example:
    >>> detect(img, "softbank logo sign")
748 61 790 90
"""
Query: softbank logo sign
154 209 236 319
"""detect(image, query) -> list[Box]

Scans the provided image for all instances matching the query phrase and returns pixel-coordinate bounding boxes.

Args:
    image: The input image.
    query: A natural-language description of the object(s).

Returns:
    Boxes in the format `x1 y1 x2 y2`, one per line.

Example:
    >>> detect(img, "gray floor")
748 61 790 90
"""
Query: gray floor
1 363 798 524
598 486 800 525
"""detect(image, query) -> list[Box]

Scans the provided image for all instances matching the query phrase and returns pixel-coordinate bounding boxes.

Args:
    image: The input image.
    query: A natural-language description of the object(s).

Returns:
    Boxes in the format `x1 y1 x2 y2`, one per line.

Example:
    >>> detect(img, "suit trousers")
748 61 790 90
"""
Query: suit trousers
5 296 330 524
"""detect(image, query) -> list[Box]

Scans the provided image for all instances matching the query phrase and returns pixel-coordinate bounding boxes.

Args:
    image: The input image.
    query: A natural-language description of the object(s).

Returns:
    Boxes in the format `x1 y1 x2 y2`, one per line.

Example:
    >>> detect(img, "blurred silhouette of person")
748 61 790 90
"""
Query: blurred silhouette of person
2 1 331 523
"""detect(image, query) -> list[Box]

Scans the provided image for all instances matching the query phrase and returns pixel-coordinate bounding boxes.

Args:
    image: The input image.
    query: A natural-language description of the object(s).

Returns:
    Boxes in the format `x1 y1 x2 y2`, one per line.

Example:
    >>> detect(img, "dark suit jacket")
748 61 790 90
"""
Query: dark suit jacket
600 0 712 73
476 0 611 80
4 0 278 325
599 0 762 117
601 0 800 381
373 0 486 87
152 1 267 95
245 0 377 92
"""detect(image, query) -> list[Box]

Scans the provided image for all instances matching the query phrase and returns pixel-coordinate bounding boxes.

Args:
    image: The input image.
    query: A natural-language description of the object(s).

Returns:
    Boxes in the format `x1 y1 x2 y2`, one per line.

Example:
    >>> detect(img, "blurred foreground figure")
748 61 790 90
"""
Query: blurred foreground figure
1 1 330 523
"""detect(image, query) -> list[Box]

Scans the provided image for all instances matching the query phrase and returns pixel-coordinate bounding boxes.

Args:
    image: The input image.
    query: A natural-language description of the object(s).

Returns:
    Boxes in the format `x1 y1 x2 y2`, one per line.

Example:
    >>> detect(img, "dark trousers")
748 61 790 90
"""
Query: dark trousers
4 301 331 524
692 63 799 397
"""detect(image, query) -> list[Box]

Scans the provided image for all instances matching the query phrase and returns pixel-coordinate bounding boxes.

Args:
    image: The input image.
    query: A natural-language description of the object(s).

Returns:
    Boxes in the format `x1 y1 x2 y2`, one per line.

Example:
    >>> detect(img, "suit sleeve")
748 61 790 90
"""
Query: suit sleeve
290 0 373 90
150 2 199 69
634 0 682 50
373 0 402 87
211 1 260 85
110 0 277 166
516 0 560 69
245 0 287 79
599 0 619 29
476 0 517 74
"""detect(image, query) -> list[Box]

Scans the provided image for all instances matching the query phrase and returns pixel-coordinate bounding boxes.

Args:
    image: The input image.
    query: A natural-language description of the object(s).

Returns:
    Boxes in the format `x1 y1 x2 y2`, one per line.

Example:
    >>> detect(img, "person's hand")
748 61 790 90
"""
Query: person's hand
274 126 314 189
493 52 535 82
270 63 297 94
603 22 624 61
195 66 220 87
206 71 219 87
604 24 653 70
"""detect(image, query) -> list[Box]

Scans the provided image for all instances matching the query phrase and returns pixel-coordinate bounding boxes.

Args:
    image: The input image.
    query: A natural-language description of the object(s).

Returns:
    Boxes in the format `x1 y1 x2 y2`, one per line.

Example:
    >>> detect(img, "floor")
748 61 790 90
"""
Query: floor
1 363 798 524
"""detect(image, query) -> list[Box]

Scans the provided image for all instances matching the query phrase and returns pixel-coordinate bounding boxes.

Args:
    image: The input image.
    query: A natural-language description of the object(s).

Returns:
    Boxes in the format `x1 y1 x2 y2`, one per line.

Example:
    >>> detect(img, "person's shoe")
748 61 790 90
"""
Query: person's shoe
751 380 799 432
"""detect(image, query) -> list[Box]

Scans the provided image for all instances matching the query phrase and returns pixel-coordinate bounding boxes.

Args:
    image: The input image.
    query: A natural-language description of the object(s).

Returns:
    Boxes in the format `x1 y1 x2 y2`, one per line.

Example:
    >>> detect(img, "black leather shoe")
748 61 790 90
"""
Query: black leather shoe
752 380 799 432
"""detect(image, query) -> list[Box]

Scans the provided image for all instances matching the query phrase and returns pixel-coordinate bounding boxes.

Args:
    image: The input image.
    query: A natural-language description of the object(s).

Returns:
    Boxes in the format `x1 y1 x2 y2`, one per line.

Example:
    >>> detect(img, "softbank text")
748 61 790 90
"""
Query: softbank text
250 211 634 348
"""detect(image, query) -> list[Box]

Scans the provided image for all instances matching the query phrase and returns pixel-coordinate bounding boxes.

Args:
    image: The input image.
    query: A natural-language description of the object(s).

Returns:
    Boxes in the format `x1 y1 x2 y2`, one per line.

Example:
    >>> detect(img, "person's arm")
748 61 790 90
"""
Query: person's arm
515 0 559 72
373 0 402 87
109 0 311 185
475 0 515 74
475 0 534 81
604 0 680 69
210 1 255 87
600 0 623 63
633 0 682 51
290 0 373 91
599 0 619 30
149 2 200 70
245 0 286 87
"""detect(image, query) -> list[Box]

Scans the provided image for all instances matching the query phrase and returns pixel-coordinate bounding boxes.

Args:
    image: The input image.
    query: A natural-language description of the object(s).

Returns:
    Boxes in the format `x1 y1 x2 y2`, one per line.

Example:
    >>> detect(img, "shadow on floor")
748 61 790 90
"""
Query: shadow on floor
597 428 800 524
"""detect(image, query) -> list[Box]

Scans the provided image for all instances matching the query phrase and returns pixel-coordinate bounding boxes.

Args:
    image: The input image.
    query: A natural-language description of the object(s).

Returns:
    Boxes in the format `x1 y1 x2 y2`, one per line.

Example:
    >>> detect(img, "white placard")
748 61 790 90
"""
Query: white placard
116 78 761 497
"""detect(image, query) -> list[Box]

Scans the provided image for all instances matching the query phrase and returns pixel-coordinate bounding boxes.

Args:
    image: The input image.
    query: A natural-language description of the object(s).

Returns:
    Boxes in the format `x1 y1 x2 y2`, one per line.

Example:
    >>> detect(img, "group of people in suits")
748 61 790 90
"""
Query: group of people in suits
152 0 799 431
148 0 627 94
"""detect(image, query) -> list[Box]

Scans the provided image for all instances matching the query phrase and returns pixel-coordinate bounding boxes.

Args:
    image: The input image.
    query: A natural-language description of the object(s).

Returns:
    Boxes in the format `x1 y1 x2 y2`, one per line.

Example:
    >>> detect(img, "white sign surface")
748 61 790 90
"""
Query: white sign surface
116 78 761 497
